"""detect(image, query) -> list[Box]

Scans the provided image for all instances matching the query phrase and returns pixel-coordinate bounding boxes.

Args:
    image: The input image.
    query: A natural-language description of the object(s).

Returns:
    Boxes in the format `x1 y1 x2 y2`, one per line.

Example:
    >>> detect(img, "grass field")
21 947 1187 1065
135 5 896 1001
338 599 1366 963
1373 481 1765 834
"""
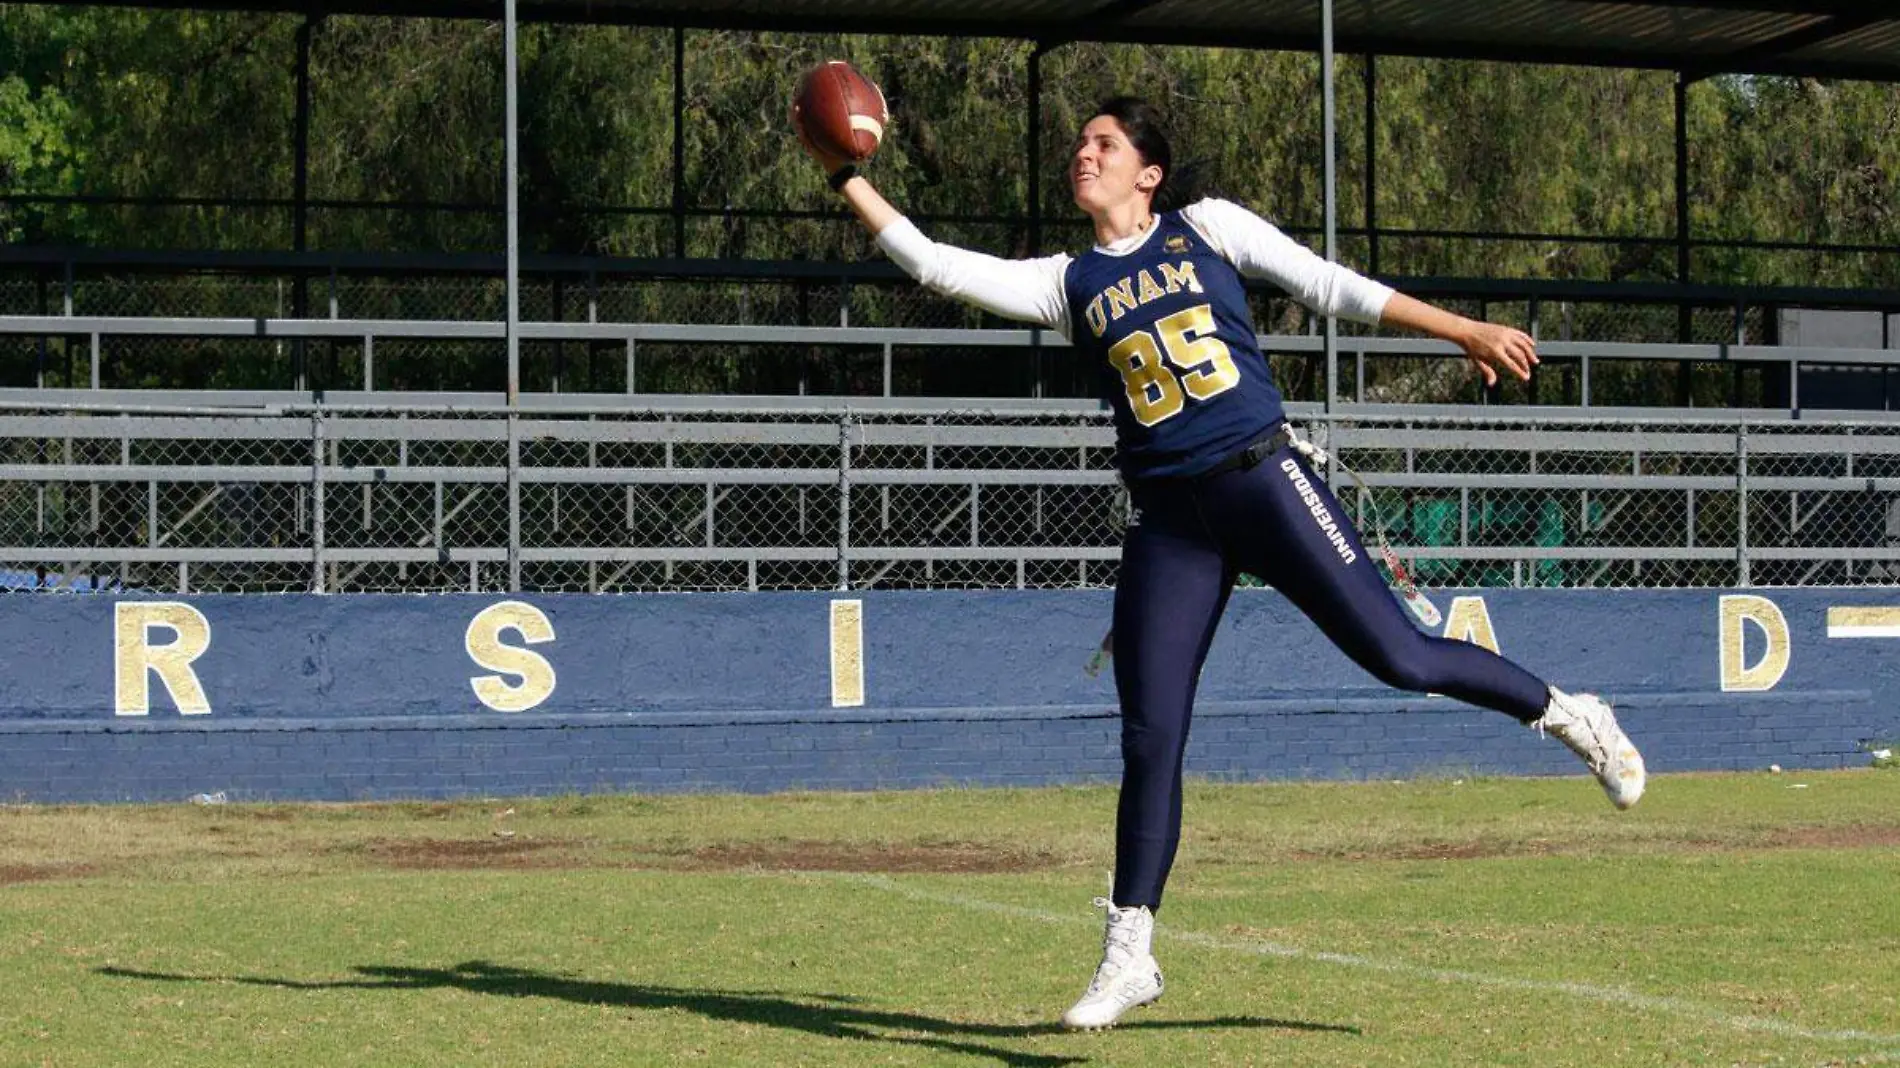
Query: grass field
4 770 1898 1067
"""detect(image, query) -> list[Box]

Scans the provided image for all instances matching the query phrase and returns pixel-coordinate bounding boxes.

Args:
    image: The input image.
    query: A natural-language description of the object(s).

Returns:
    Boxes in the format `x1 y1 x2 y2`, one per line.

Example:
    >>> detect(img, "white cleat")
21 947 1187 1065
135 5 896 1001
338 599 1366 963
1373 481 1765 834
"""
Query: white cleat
1061 898 1164 1030
1535 688 1647 810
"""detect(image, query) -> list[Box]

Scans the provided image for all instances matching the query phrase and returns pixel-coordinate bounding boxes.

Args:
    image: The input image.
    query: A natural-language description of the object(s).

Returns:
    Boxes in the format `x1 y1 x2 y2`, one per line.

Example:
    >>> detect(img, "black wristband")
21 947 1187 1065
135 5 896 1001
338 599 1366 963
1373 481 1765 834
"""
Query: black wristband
827 164 858 192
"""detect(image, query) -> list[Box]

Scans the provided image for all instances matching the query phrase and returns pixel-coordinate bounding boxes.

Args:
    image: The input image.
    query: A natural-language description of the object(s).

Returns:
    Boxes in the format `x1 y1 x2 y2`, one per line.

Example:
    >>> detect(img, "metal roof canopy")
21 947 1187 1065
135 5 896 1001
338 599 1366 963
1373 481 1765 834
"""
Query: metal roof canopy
58 0 1900 82
18 0 1900 432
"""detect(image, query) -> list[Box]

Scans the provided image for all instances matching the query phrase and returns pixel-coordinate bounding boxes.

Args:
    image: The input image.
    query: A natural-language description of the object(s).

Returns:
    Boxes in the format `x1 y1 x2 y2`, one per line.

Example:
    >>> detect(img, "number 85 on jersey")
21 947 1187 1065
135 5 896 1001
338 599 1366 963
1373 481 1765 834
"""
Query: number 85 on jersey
1107 303 1241 426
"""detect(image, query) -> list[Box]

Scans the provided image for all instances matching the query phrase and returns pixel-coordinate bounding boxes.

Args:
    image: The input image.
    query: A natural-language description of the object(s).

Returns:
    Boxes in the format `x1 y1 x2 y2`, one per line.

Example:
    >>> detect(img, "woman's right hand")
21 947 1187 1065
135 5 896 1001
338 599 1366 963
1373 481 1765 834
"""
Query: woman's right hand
792 102 899 234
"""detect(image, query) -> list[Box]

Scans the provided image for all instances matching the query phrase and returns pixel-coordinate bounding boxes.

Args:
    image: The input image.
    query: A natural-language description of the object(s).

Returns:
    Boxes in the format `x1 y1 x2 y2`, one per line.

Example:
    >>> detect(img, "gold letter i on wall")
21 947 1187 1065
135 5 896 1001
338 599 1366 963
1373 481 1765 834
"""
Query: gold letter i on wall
830 599 865 708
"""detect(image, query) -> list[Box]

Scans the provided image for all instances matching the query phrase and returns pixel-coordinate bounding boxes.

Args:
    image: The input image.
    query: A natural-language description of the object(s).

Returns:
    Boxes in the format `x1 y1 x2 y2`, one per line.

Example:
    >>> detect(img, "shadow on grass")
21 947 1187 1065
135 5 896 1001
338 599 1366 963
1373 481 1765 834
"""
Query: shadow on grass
101 960 1359 1066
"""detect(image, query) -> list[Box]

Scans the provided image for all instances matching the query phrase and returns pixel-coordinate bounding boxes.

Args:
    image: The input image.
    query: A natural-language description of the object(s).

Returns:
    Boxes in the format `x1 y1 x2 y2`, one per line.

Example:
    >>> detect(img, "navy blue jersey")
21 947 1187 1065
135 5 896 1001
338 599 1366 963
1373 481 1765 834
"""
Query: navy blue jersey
1063 212 1285 479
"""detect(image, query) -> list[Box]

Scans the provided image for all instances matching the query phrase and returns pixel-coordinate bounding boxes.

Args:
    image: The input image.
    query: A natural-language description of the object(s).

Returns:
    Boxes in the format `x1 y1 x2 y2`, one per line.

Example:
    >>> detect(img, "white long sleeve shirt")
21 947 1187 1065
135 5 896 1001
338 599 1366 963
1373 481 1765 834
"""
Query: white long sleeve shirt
873 197 1394 338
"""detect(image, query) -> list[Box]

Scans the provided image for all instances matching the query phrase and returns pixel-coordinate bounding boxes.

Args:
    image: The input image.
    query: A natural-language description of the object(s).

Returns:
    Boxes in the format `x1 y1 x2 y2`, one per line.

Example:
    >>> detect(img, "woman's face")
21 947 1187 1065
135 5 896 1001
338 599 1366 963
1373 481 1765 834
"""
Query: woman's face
1070 114 1161 217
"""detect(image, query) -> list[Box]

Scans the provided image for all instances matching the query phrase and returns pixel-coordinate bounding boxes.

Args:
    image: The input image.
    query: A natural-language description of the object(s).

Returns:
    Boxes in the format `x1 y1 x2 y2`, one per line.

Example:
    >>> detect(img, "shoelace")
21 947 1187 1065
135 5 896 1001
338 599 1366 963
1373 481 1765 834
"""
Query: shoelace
1540 699 1611 773
1087 897 1143 993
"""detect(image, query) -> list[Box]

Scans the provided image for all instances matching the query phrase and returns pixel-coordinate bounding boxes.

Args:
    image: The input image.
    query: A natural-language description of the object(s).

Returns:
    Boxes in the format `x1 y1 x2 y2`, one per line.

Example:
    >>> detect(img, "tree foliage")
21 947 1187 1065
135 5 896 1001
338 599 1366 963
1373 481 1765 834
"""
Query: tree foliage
1 8 1895 294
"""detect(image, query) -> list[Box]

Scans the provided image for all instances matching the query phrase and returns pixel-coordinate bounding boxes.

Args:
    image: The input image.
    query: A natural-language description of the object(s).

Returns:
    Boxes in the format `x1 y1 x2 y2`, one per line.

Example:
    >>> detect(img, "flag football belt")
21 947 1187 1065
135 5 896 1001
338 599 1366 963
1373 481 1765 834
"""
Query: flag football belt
1197 425 1294 479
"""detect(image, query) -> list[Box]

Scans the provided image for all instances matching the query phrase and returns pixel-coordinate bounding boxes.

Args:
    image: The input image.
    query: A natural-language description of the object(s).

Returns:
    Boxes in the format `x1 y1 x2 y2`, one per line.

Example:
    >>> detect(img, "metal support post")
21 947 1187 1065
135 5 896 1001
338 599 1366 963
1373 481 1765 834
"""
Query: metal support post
1321 0 1339 412
293 14 314 392
311 411 326 592
505 0 523 591
672 27 687 259
1674 72 1694 405
1735 423 1750 587
1028 42 1051 256
1363 53 1377 277
837 413 853 590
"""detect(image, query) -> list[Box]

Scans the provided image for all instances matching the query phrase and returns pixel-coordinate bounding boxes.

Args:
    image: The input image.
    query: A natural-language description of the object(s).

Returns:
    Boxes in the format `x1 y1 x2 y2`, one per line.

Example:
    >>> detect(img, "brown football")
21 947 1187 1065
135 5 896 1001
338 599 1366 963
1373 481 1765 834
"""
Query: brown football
792 60 889 163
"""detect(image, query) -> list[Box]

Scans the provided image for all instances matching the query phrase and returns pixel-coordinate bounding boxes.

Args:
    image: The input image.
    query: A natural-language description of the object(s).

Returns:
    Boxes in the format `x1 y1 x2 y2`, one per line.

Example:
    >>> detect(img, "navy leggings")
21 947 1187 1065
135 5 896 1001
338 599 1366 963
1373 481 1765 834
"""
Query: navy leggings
1110 443 1550 910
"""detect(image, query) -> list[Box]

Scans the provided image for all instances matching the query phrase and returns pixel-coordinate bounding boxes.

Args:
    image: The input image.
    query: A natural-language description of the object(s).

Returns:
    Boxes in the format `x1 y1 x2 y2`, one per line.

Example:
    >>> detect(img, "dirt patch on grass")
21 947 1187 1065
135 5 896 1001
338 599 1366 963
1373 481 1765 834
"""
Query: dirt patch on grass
220 807 296 822
354 836 581 871
677 839 1057 874
0 862 101 885
1289 824 1900 863
1290 839 1557 862
343 836 1057 875
1391 840 1555 862
329 824 1900 875
1764 824 1900 850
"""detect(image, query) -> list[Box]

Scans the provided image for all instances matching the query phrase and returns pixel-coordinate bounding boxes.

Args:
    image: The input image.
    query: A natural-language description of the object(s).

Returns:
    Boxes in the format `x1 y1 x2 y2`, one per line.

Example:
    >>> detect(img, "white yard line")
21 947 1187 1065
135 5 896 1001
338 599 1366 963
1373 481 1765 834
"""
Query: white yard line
833 872 1900 1050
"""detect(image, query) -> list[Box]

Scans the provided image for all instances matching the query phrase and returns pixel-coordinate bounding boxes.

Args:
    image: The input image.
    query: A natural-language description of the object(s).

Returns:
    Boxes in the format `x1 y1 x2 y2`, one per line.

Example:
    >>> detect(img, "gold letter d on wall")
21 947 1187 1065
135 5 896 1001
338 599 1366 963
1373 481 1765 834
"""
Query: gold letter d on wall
1720 595 1790 693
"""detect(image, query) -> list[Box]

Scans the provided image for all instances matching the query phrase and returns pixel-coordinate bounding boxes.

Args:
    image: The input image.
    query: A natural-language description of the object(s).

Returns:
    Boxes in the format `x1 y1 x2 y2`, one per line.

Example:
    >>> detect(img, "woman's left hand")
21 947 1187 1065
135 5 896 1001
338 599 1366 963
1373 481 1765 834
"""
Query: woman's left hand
1459 321 1539 386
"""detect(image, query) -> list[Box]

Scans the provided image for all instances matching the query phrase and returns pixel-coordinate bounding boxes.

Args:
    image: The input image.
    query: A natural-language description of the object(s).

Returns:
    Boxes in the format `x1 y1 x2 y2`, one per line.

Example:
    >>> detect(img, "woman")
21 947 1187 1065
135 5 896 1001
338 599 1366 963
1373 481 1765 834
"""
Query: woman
798 96 1645 1030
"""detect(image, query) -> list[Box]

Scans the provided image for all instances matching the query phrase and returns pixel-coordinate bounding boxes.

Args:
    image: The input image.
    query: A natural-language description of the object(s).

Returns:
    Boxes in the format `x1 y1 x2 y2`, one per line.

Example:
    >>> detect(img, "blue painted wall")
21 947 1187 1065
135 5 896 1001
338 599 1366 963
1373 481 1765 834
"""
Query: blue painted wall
1 589 1894 802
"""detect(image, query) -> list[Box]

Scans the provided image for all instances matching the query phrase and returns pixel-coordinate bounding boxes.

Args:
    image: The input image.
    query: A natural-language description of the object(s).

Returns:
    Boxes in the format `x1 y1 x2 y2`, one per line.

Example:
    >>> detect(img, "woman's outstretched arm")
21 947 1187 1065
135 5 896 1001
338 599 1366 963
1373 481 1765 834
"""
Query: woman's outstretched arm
1378 292 1538 387
1182 197 1537 386
797 131 1072 333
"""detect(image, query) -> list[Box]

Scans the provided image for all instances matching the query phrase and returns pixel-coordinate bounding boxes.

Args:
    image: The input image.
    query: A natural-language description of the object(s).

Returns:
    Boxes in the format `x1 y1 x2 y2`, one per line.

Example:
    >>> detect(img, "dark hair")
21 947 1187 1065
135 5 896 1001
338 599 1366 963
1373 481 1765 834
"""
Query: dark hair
1091 95 1207 212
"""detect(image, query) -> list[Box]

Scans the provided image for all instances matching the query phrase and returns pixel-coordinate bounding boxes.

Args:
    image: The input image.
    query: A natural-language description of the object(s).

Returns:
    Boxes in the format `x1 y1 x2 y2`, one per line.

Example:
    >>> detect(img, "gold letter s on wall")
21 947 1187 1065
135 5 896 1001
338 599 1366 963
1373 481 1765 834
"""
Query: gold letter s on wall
466 601 558 712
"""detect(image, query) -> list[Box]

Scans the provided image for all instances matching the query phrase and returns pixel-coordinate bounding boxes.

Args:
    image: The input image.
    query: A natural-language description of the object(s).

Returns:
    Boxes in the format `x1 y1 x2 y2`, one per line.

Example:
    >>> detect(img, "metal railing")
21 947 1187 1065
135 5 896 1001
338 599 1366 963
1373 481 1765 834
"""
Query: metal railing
6 395 1900 594
3 314 1899 409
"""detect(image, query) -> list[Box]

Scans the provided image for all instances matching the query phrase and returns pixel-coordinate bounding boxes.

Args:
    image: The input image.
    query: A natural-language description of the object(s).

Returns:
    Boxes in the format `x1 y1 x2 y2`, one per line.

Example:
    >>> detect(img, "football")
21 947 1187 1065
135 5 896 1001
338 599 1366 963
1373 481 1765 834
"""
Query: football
792 60 889 163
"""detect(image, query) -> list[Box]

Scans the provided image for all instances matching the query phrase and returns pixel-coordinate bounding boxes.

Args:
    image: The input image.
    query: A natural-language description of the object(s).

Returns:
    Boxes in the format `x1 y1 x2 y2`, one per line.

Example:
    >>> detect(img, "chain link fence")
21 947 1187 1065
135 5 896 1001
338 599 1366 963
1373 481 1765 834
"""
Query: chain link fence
7 401 1900 594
